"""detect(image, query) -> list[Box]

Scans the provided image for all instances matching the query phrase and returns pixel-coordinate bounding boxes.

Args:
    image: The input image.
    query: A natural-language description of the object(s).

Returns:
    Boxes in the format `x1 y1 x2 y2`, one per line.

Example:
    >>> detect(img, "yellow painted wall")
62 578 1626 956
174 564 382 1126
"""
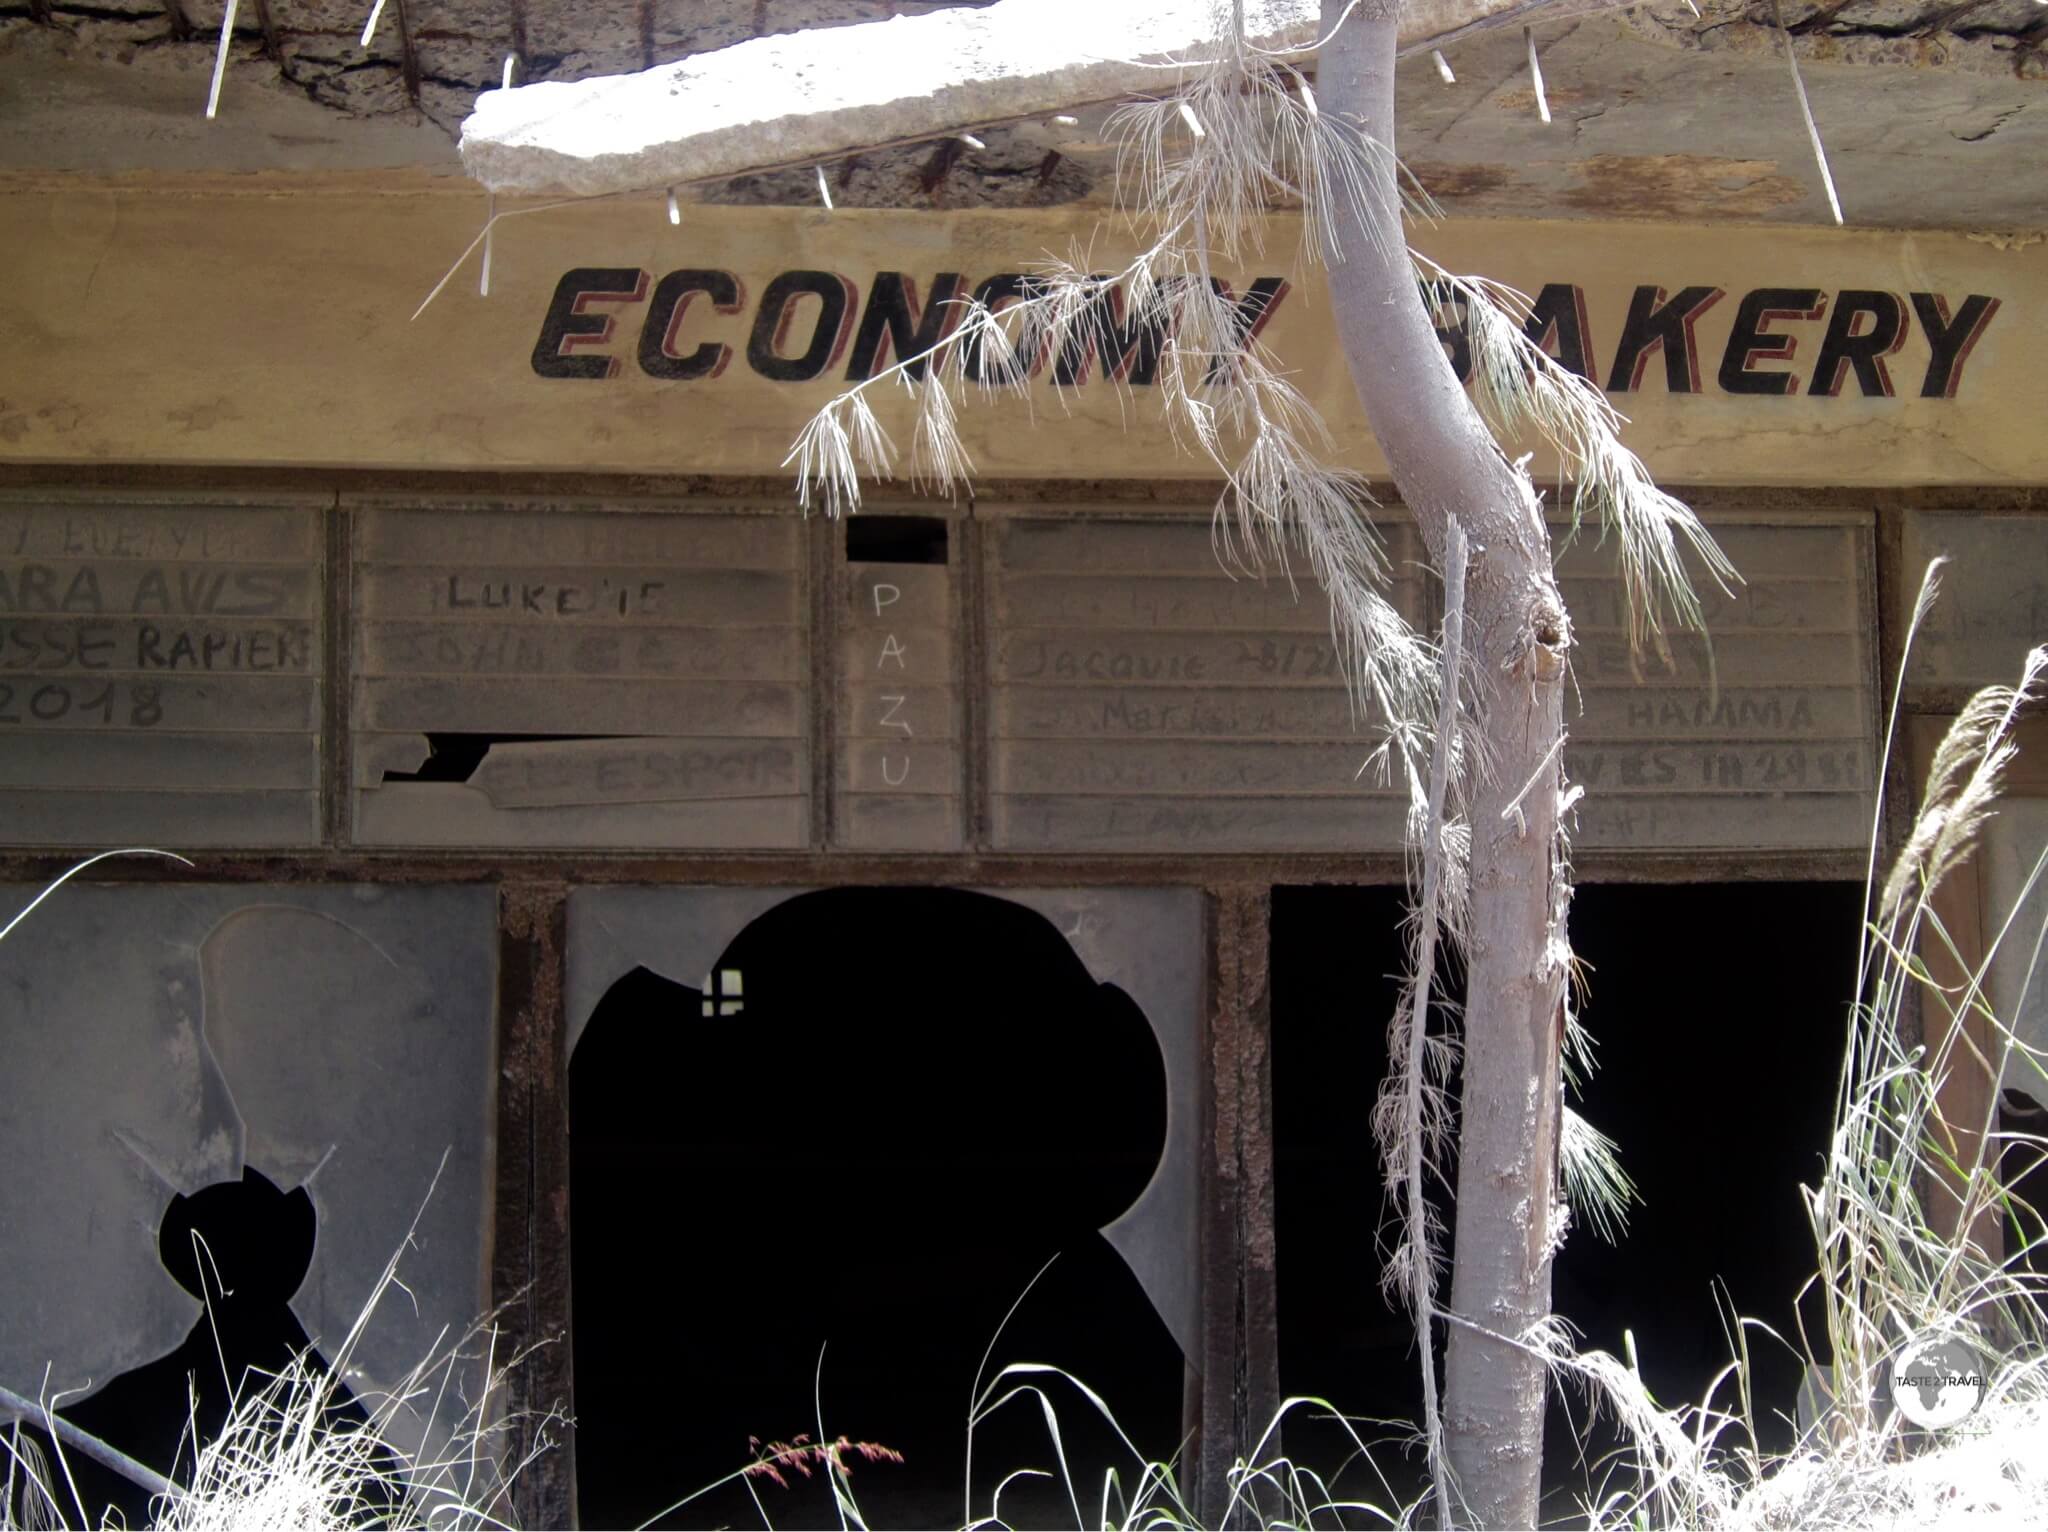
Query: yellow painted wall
2 175 2039 485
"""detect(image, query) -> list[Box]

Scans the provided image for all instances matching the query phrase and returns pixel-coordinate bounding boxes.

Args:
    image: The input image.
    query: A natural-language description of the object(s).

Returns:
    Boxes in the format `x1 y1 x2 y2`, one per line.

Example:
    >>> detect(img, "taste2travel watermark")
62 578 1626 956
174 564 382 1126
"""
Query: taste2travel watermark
1886 1329 1991 1430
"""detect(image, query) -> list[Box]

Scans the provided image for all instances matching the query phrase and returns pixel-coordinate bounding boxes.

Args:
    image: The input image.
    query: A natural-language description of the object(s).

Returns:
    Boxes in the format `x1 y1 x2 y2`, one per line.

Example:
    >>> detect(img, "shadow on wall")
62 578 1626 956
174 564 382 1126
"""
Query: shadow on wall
570 887 1182 1531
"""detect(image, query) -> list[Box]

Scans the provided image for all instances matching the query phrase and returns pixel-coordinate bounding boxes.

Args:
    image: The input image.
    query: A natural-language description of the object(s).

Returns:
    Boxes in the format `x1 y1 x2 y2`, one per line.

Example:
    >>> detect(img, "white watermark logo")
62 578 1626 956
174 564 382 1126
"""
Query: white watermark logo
1886 1331 1988 1429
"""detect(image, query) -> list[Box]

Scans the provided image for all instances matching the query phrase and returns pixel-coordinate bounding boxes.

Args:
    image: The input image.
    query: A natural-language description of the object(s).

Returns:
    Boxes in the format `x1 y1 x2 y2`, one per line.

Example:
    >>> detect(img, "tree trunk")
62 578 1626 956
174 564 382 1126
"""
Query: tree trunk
1317 6 1571 1527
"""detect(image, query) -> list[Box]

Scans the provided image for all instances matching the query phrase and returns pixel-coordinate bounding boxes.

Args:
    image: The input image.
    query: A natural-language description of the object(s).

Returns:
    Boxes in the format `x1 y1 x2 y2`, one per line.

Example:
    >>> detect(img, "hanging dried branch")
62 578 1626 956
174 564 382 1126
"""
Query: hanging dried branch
1106 46 1437 270
1418 256 1738 663
1373 519 1470 1531
788 392 894 520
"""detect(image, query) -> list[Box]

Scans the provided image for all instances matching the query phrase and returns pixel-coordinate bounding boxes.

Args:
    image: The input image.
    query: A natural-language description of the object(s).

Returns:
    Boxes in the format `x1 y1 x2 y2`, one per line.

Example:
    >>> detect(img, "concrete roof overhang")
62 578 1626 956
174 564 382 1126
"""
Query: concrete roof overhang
1 0 2043 229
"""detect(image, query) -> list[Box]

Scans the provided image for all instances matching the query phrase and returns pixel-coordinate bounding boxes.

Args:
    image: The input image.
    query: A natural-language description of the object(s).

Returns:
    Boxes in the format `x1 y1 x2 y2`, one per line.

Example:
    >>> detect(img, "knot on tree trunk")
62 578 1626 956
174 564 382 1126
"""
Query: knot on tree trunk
1506 599 1571 684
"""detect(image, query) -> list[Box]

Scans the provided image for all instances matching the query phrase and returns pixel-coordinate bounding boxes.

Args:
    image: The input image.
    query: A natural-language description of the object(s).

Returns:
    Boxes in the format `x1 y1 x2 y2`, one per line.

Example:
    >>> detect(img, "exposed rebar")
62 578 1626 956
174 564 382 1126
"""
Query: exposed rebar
1772 0 1844 224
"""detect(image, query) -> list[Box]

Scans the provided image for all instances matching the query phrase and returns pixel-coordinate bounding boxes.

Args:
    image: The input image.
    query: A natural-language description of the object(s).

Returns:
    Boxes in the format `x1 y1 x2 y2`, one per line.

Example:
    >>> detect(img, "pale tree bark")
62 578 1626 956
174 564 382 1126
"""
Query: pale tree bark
1318 4 1572 1526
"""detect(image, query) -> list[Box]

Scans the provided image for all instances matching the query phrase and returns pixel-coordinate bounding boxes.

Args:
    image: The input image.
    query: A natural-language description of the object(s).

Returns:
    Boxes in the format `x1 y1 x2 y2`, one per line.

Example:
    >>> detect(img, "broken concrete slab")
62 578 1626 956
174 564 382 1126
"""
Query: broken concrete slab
6 0 2038 225
458 0 1628 197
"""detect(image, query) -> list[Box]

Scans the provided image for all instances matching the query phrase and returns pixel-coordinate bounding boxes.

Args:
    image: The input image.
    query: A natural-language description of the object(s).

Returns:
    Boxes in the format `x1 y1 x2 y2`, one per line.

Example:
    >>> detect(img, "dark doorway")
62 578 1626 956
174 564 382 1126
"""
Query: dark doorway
1272 881 1861 1522
2001 1088 2048 1288
1547 882 1859 1491
569 888 1180 1530
1270 885 1427 1516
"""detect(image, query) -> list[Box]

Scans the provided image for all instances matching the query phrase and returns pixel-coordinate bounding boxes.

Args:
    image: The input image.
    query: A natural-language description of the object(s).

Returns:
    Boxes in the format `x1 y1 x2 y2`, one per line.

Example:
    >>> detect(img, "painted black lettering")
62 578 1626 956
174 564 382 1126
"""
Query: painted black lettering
844 272 966 382
959 274 1038 385
1053 278 1175 387
638 269 745 381
747 270 857 382
17 565 55 612
60 568 100 613
1204 276 1292 385
178 568 223 614
1606 285 1724 393
1718 288 1825 396
131 567 169 613
1910 292 2000 399
226 570 287 615
1808 290 1905 397
77 623 113 670
531 268 649 380
1522 283 1594 380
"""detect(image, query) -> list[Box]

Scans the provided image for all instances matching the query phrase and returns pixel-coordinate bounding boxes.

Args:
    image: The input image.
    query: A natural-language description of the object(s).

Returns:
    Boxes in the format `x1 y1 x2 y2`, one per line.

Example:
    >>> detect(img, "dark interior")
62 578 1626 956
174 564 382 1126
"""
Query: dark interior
845 514 950 565
568 887 1181 1530
1272 881 1862 1525
2002 1088 2048 1283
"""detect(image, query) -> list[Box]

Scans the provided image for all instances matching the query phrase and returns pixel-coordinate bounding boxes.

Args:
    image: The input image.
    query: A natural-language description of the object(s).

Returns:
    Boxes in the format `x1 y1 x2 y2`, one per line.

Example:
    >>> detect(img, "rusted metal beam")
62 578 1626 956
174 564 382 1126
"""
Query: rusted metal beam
493 882 577 1532
394 0 422 110
918 136 963 197
1910 0 2001 35
250 0 280 61
1197 886 1283 1529
508 0 529 75
1787 0 1857 33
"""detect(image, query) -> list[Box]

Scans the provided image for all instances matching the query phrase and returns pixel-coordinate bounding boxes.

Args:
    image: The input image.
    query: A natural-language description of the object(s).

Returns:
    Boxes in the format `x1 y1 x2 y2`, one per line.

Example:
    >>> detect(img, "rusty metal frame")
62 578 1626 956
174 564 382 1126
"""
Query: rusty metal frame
1198 886 1283 1529
493 882 575 1530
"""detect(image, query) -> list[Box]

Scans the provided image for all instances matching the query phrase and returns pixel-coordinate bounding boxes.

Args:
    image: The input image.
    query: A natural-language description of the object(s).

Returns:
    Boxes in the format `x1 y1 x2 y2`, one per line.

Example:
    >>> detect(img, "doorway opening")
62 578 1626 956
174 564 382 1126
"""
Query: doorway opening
569 888 1179 1529
1270 885 1422 1512
2000 1089 2048 1285
1542 882 1860 1498
1272 881 1862 1520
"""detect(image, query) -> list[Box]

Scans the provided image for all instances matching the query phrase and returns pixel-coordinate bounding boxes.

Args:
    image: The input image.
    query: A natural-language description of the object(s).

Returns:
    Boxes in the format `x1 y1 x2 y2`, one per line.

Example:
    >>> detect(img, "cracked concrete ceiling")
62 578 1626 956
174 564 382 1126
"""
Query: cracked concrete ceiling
1 0 2043 227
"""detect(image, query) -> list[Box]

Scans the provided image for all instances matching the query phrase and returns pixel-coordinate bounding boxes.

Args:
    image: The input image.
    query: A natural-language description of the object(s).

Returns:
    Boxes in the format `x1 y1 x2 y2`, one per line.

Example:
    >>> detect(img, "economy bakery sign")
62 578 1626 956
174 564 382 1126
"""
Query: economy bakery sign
531 265 2001 401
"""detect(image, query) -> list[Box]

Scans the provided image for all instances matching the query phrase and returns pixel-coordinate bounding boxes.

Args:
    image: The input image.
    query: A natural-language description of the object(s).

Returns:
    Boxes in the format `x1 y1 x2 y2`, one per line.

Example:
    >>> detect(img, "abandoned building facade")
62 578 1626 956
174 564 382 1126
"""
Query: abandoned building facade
3 1 2046 1526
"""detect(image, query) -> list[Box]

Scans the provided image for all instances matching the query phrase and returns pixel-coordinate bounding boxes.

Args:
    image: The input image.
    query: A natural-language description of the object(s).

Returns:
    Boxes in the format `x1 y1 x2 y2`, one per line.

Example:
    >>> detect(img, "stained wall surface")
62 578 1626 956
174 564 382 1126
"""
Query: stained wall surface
0 497 324 846
352 503 811 848
0 492 1899 860
1903 512 2048 692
